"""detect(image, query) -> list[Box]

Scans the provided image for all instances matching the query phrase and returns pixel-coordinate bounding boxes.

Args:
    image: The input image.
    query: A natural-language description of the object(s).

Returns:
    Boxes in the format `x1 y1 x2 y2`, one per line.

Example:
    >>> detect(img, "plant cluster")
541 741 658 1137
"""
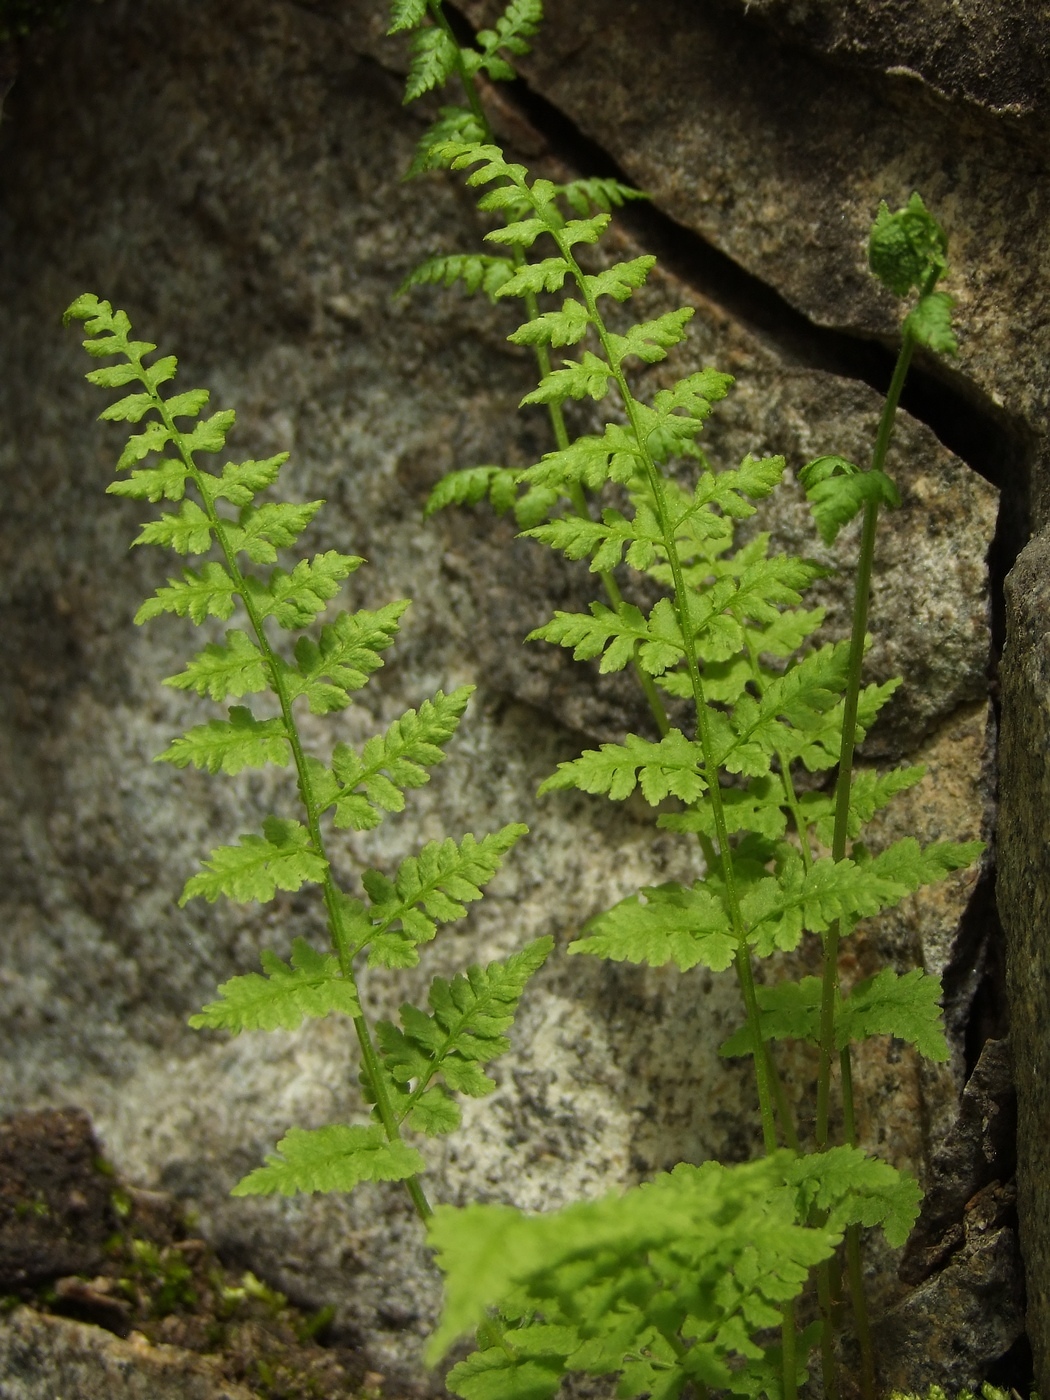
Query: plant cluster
64 0 984 1395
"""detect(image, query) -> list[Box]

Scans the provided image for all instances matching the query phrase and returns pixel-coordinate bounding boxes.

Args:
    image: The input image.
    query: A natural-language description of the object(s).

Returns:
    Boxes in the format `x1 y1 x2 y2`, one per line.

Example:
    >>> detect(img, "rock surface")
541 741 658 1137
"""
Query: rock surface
998 530 1050 1395
0 0 1015 1390
0 1309 255 1400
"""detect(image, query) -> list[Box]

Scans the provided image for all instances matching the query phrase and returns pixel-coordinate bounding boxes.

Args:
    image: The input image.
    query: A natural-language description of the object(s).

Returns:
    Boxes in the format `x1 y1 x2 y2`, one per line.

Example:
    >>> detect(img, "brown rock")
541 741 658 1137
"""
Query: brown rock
0 1108 114 1291
998 527 1050 1394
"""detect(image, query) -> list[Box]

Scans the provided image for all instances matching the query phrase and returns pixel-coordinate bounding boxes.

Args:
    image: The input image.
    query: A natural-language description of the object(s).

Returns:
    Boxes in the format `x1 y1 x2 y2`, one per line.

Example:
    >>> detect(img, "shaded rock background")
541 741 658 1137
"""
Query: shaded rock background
0 0 1036 1392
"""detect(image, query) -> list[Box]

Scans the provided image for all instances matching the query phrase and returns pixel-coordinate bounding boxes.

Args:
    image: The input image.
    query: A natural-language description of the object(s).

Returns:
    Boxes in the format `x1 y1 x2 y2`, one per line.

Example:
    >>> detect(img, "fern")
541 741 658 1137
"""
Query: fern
67 295 549 1222
394 49 978 1393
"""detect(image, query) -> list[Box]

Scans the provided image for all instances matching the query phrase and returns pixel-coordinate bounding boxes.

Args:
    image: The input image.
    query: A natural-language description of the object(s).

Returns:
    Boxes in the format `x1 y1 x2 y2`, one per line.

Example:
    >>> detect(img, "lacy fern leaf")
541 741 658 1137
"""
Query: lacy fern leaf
232 1124 426 1197
190 937 361 1032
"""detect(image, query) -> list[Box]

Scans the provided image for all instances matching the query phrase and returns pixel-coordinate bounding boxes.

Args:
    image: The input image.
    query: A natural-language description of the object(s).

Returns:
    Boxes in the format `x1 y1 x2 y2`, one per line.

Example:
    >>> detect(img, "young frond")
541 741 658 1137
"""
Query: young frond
569 883 735 972
399 252 515 301
158 706 290 776
799 455 900 546
905 290 958 356
377 937 553 1131
232 1124 425 1197
283 600 410 714
327 687 474 829
387 0 428 35
868 192 948 299
538 729 705 805
364 824 529 967
180 816 327 906
164 629 269 702
189 937 361 1033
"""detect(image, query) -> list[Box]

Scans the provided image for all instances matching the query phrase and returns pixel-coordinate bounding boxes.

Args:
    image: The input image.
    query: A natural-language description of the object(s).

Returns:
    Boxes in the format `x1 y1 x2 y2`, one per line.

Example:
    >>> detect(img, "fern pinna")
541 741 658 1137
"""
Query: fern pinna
391 3 981 1394
64 292 550 1224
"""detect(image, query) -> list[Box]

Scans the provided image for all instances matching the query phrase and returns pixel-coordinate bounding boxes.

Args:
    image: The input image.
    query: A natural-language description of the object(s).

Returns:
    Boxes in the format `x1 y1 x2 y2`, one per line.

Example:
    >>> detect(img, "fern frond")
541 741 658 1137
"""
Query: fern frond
569 884 735 972
232 1124 425 1196
164 629 269 702
428 1155 839 1374
326 687 474 829
787 1144 922 1248
508 297 591 348
364 824 529 967
539 729 705 804
158 706 290 776
493 256 571 299
222 500 324 565
528 597 683 675
404 24 459 103
202 454 288 507
798 763 926 845
387 0 428 34
132 499 214 555
135 561 239 625
377 937 553 1130
399 253 515 300
838 967 949 1061
180 817 327 906
282 600 409 714
799 456 900 546
424 465 519 518
189 937 361 1032
244 551 364 629
106 458 191 503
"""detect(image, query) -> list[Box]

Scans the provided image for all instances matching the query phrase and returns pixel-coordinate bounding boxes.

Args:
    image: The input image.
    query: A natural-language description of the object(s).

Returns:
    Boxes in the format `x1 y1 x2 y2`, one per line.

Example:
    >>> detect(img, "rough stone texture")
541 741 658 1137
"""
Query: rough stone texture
0 0 1008 1390
999 529 1050 1395
463 0 1044 520
0 1108 114 1291
0 1308 255 1400
900 1037 1017 1285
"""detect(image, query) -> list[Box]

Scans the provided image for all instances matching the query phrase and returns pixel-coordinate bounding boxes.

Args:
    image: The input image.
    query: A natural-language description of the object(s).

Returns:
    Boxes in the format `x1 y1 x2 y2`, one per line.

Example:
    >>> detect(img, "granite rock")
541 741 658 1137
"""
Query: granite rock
0 1308 255 1400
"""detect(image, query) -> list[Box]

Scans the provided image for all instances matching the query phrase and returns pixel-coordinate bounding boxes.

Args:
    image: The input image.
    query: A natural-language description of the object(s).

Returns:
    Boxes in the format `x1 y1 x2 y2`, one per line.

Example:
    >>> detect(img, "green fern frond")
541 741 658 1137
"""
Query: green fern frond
180 817 327 906
399 253 515 300
232 1124 425 1196
326 687 474 829
539 729 705 804
377 937 553 1128
364 824 529 966
190 937 361 1032
158 706 290 776
569 884 735 972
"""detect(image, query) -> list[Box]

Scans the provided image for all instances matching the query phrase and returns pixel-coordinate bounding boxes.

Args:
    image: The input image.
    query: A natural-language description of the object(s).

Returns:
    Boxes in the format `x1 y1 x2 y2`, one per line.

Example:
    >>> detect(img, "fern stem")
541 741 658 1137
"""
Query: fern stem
814 273 934 1396
781 1299 798 1400
155 398 434 1227
549 234 779 1153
